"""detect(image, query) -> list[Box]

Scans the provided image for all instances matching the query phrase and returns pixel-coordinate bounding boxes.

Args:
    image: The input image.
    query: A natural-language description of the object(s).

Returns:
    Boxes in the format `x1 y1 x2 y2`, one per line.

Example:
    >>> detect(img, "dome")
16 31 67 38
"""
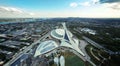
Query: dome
55 29 65 36
51 29 65 39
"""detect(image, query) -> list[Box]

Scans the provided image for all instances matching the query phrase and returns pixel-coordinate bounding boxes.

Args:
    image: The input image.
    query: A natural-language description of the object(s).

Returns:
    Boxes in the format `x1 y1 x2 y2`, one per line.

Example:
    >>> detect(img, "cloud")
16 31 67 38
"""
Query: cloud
102 2 120 10
79 0 100 6
70 2 78 7
70 2 92 7
29 13 35 15
70 0 99 7
0 6 35 18
99 0 120 3
92 0 99 4
98 0 120 10
74 0 120 10
79 2 91 7
0 6 24 13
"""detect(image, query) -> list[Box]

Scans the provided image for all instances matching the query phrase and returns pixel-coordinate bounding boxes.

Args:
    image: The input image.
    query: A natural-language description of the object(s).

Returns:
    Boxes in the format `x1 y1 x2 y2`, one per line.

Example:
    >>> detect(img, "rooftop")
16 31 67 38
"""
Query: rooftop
34 40 58 57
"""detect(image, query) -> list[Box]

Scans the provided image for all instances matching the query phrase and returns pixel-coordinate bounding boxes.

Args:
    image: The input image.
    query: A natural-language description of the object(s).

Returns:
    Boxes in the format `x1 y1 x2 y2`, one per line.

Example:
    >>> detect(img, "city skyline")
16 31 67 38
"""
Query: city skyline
0 0 120 18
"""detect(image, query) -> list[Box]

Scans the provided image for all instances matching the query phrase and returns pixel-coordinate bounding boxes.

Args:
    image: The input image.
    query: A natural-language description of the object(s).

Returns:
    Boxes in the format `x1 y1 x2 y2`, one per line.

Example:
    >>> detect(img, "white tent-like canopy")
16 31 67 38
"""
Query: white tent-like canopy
34 23 85 57
34 40 58 57
50 23 85 56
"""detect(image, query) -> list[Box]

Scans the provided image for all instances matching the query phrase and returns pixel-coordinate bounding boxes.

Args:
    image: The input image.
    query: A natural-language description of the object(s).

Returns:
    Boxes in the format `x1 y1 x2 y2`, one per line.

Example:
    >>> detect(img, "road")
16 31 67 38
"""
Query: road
74 28 113 54
82 36 113 54
79 40 96 66
74 29 96 66
4 31 51 66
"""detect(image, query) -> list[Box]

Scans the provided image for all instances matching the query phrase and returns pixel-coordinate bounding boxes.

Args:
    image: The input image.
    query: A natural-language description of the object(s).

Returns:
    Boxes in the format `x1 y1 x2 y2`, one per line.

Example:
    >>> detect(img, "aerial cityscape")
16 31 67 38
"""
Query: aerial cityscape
0 0 120 66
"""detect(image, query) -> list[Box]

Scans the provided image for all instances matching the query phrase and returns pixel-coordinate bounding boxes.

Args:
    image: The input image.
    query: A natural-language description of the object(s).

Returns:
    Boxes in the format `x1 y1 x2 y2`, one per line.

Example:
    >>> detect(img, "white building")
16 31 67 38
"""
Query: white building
51 23 85 56
34 40 58 57
81 28 96 35
34 23 85 57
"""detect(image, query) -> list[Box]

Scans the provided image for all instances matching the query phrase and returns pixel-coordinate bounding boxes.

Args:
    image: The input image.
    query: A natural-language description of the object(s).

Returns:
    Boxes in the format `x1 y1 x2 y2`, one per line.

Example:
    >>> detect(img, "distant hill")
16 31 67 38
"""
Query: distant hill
0 18 35 22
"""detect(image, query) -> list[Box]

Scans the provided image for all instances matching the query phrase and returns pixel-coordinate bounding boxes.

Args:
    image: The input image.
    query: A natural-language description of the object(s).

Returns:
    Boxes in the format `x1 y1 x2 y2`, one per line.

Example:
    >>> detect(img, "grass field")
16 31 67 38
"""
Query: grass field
64 52 85 66
52 51 85 66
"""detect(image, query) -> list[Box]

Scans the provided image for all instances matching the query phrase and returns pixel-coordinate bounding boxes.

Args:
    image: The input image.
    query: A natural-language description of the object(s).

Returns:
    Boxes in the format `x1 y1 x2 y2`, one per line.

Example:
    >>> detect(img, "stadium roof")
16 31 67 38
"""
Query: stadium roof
34 40 58 57
51 29 65 39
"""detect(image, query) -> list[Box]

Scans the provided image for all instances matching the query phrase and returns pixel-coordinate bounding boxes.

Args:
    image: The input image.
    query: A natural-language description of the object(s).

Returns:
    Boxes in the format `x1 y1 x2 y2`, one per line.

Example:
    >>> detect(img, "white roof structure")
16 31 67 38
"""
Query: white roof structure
34 40 58 57
60 55 65 66
55 29 65 36
50 23 85 56
34 23 85 57
51 29 65 39
51 28 72 40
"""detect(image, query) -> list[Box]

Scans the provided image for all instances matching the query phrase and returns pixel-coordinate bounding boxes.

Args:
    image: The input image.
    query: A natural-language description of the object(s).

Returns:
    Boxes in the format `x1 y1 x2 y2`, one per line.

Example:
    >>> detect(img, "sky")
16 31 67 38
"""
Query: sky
0 0 120 18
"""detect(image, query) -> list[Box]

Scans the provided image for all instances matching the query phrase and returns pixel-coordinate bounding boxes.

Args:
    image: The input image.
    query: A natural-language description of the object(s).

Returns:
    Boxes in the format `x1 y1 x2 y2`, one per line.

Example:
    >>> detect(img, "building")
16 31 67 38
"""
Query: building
34 23 85 57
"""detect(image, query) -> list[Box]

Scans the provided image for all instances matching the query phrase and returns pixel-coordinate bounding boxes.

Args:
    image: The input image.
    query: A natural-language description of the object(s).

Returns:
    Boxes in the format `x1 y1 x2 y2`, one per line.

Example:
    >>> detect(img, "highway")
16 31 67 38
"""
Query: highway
82 36 113 54
4 31 51 66
79 40 96 66
74 28 113 54
83 36 104 49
